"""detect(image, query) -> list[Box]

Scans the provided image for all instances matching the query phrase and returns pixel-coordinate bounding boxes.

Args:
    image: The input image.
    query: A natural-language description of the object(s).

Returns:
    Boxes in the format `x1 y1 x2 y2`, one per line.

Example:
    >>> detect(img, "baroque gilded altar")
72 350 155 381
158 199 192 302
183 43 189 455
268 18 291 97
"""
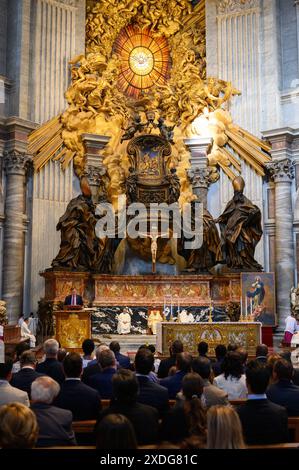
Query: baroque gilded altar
156 321 261 356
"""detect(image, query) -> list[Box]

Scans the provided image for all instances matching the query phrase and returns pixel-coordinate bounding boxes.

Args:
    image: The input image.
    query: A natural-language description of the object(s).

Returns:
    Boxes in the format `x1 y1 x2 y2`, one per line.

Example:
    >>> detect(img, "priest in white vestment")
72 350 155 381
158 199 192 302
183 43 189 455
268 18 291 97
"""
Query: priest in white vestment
117 308 132 335
148 309 164 335
20 318 36 347
178 309 194 323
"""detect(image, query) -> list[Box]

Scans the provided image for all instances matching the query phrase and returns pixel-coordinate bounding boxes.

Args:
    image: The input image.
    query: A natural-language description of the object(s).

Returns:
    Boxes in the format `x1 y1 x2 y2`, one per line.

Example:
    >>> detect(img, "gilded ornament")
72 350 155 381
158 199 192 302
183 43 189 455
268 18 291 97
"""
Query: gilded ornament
29 0 272 207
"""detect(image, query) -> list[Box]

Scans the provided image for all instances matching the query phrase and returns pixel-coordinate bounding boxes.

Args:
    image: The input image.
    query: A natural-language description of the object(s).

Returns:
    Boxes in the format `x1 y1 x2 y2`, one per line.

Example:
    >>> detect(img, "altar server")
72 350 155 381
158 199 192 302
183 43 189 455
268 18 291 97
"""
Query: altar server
21 317 36 347
284 312 299 346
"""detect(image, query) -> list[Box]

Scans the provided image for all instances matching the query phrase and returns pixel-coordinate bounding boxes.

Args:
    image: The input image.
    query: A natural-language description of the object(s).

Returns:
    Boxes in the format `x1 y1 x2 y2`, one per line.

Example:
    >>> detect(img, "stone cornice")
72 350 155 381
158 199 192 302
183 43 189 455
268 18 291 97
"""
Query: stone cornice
3 116 39 132
262 127 299 139
0 116 39 155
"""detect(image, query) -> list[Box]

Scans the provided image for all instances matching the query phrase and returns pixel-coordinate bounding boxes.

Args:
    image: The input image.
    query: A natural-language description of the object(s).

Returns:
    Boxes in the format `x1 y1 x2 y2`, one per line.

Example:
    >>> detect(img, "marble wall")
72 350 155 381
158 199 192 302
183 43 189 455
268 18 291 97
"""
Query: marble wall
279 0 299 128
28 0 85 311
91 305 229 337
206 0 264 266
0 0 86 315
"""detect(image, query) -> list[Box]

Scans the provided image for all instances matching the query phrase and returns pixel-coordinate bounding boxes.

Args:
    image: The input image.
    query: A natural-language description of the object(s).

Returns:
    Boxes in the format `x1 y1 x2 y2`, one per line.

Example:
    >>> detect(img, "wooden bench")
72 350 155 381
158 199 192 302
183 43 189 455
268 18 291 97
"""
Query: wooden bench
72 402 299 447
35 443 299 450
248 443 299 449
101 399 110 408
229 399 247 406
72 421 96 434
287 417 299 442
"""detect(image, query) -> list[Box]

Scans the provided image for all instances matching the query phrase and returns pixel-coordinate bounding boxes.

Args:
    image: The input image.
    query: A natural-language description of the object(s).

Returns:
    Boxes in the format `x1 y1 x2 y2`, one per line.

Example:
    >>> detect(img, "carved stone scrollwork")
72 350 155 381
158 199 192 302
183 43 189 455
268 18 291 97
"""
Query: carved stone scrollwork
266 159 295 183
3 150 32 176
187 167 212 189
85 165 106 186
217 0 259 15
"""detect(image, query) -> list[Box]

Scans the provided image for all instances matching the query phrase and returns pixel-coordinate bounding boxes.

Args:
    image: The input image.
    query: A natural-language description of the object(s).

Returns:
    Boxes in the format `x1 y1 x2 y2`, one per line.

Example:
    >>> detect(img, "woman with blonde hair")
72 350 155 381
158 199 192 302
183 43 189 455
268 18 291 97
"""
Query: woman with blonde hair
0 402 39 448
207 405 245 449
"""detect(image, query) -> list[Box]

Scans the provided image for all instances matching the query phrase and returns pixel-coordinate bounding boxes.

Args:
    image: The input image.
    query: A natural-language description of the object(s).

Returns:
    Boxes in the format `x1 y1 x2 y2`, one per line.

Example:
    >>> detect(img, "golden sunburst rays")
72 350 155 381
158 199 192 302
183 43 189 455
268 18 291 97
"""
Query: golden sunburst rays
214 127 272 180
28 116 65 172
225 126 272 177
113 25 170 98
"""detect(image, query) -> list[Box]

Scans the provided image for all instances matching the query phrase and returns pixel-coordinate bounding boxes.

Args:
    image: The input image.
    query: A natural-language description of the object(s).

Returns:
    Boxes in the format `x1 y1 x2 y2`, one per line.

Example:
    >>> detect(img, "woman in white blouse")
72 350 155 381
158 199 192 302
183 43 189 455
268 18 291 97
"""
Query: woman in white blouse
213 351 247 400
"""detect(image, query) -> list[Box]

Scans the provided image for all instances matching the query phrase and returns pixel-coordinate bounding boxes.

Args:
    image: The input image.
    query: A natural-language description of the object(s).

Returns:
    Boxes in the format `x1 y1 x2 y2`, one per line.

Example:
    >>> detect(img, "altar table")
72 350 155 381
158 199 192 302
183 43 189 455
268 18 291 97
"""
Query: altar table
156 322 262 356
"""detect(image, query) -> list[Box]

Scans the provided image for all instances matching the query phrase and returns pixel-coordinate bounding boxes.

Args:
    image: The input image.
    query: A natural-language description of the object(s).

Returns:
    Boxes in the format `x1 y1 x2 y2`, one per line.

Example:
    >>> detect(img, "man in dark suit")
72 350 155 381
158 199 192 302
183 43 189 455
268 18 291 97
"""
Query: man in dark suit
267 358 299 416
160 352 192 399
109 341 131 369
97 369 159 445
157 340 183 379
255 344 268 364
54 352 102 421
82 350 102 385
237 360 288 445
64 288 83 307
134 347 169 417
36 339 65 385
212 344 227 377
11 350 44 398
197 341 210 360
89 349 117 399
31 376 76 447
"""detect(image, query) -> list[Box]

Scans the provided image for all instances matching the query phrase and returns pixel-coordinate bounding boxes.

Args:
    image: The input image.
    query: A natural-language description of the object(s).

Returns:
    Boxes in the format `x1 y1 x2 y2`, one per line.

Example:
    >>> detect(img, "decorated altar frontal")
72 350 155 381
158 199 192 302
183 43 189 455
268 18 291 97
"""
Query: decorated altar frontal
156 322 262 356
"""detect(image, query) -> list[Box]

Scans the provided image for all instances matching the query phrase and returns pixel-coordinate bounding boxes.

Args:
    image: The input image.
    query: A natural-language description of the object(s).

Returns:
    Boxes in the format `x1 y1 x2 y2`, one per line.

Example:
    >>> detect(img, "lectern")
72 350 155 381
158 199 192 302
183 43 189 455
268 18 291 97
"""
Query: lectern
55 308 92 350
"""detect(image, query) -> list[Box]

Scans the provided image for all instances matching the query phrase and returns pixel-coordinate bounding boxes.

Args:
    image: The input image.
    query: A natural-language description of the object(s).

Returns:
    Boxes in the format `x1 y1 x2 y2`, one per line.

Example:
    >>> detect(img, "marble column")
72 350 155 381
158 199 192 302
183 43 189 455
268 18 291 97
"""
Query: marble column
294 0 299 74
82 134 110 203
267 159 295 331
2 151 32 323
184 137 213 207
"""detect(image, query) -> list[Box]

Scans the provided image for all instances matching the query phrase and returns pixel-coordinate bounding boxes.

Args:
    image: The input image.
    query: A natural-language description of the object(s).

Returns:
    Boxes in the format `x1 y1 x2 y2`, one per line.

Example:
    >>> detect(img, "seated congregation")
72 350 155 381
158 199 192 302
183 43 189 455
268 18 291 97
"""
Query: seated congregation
1 338 299 449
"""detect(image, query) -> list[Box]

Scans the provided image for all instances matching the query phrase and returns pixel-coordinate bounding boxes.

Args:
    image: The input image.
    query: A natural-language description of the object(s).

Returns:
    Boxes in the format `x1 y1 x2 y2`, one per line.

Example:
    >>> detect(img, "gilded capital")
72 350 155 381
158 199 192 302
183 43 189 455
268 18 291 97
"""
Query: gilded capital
187 167 211 189
85 165 106 186
266 159 295 183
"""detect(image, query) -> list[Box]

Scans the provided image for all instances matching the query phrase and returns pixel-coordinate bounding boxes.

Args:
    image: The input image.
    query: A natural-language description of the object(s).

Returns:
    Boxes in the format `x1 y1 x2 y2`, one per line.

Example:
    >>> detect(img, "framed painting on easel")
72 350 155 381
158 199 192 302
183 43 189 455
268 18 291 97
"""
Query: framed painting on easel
241 272 277 326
